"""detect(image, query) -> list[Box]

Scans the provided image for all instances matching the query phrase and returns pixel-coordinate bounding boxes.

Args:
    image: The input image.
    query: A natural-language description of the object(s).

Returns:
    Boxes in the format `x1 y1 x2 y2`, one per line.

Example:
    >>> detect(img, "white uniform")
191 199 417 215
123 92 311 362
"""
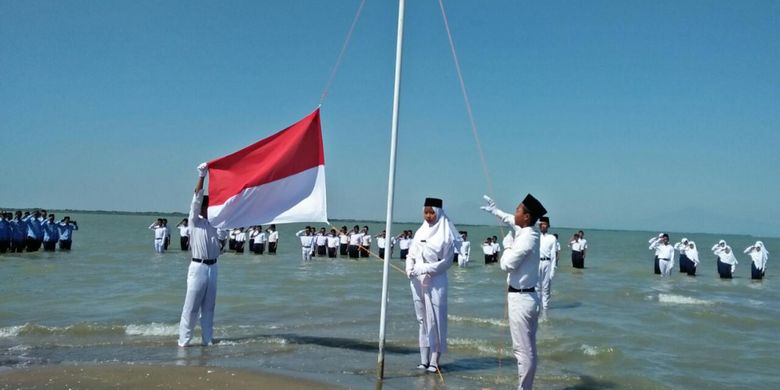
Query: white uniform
458 240 471 267
149 223 167 253
745 241 768 278
537 232 558 310
178 190 221 347
296 230 315 261
649 240 675 277
489 206 540 390
405 206 458 371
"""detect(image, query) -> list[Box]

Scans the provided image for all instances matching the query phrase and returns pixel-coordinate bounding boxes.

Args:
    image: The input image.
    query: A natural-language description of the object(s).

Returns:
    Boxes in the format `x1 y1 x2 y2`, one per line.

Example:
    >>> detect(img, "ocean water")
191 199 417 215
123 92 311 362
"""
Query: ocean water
1 213 778 389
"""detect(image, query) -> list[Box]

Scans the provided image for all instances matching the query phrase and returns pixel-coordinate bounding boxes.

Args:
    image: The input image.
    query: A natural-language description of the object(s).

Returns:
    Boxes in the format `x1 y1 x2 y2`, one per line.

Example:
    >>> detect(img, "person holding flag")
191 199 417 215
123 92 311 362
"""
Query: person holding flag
178 163 222 347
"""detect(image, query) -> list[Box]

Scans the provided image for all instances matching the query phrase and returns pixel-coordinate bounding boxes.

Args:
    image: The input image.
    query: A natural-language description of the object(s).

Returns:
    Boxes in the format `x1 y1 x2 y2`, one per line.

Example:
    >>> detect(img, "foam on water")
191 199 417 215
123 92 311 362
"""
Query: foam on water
580 344 615 356
448 315 507 328
125 323 179 336
0 325 23 337
657 293 713 305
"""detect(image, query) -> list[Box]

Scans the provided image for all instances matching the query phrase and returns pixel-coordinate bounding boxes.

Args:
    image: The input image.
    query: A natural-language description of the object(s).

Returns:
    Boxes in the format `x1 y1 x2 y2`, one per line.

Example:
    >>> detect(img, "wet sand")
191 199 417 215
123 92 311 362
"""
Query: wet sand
0 364 345 390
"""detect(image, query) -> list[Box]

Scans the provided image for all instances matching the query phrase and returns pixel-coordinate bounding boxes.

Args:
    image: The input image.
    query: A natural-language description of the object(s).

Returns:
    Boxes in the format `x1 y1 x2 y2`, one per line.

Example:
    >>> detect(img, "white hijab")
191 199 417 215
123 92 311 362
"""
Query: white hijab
687 241 699 263
755 241 769 261
409 206 461 263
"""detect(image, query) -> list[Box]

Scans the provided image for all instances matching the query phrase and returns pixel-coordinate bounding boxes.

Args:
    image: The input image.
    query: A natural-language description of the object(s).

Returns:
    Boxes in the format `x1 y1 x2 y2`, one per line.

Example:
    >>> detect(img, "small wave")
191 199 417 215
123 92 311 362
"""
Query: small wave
448 338 512 357
448 315 507 328
125 323 179 336
658 293 713 305
0 325 23 337
580 344 614 356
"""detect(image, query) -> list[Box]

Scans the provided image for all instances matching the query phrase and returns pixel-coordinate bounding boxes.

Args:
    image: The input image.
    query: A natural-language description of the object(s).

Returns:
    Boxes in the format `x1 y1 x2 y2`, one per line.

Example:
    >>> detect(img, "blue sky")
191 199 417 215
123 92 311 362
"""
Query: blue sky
1 0 778 236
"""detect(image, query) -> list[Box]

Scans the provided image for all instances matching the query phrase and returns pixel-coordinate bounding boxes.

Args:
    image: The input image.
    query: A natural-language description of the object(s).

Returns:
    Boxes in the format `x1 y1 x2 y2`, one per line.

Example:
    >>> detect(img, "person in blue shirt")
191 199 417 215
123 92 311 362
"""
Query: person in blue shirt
9 211 27 253
0 212 11 253
57 216 79 250
41 214 60 251
23 210 44 252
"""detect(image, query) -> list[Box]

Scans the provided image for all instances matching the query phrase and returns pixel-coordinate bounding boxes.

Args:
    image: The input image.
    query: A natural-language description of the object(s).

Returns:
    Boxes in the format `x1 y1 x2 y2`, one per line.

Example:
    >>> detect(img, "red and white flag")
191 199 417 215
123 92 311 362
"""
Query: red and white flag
206 108 327 229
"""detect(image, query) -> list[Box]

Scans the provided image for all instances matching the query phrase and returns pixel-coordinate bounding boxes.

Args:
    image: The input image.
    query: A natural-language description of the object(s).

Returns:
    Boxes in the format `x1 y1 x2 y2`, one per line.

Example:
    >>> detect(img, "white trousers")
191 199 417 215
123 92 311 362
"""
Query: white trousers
178 262 218 346
154 240 165 253
409 274 448 362
458 254 469 267
508 292 539 390
301 247 312 261
538 260 552 310
659 258 673 277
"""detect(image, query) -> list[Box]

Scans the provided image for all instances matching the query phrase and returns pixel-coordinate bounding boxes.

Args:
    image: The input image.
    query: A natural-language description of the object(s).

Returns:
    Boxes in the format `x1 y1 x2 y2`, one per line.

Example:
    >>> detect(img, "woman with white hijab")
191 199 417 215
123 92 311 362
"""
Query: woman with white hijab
744 241 769 279
405 197 460 373
686 241 700 276
714 241 737 279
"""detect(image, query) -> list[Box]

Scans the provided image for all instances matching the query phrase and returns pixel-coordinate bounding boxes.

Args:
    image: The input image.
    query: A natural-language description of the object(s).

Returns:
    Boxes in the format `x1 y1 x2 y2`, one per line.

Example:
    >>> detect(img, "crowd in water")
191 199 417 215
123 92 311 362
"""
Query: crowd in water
649 233 769 280
0 209 79 253
148 218 280 255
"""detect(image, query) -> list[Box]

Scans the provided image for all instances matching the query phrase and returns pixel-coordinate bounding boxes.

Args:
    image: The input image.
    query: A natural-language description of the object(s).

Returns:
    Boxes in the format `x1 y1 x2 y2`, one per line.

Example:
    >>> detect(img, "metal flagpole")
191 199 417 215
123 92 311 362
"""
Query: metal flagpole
377 0 406 381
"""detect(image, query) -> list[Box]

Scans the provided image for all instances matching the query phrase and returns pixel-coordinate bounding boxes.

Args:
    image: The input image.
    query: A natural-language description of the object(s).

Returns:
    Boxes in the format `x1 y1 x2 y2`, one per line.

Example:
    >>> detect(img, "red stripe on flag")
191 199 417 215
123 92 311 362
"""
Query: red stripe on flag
207 108 324 206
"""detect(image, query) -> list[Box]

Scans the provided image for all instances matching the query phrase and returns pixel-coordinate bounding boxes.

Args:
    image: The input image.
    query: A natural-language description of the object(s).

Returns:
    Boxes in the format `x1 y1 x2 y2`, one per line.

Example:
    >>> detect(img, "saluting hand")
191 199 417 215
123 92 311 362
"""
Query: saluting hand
479 195 496 213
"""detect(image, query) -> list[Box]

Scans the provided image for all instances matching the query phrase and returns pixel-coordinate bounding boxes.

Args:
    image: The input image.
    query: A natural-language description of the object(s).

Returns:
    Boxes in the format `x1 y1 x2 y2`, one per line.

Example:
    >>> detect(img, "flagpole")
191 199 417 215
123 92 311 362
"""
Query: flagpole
377 0 405 381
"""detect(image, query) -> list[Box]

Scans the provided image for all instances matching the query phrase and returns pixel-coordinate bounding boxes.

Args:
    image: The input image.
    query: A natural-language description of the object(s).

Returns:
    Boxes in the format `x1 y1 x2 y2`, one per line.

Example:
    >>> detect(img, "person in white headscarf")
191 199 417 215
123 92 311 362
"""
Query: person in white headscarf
673 237 691 274
744 241 768 279
686 241 700 276
713 241 737 278
405 197 460 374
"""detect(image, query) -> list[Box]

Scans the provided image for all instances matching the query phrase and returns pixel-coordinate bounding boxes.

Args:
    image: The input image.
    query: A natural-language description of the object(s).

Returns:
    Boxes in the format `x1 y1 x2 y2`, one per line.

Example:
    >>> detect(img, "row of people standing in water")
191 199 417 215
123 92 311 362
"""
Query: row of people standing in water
149 218 279 255
648 233 769 279
0 209 79 253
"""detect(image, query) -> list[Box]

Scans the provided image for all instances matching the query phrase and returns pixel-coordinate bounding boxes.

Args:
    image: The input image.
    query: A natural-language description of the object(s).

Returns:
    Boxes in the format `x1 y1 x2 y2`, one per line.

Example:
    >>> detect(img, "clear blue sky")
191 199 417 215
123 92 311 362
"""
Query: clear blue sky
1 1 778 236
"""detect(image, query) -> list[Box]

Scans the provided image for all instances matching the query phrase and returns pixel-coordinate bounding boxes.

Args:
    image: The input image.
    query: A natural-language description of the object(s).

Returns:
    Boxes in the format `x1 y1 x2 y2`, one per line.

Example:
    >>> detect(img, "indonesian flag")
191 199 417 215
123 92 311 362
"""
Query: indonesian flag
206 108 327 229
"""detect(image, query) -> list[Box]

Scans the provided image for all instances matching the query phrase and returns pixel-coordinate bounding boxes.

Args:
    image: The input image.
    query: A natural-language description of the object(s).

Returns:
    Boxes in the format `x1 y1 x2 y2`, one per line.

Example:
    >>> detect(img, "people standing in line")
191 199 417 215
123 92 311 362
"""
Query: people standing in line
744 241 768 280
360 226 371 258
10 211 27 253
149 218 167 253
649 233 674 277
673 237 691 274
178 163 222 347
327 229 339 258
0 212 11 253
267 225 278 254
457 231 471 267
41 214 60 251
252 225 267 254
295 227 315 262
482 237 495 264
537 216 558 311
405 197 459 374
338 226 349 256
712 240 736 279
481 194 547 390
57 216 78 250
176 219 190 251
347 225 362 259
569 230 588 269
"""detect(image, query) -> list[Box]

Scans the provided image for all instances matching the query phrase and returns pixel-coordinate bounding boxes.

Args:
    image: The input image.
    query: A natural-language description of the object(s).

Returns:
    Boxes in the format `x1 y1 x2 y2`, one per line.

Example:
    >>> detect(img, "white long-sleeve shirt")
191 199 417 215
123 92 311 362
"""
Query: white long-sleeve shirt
149 223 166 240
295 230 315 248
650 240 674 261
539 232 558 262
188 190 221 260
488 206 540 289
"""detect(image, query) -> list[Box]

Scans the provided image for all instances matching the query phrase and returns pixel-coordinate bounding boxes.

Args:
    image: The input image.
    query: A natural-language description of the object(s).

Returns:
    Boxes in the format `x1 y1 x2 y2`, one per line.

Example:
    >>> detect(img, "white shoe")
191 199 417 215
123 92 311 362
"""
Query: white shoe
426 365 439 373
416 364 427 370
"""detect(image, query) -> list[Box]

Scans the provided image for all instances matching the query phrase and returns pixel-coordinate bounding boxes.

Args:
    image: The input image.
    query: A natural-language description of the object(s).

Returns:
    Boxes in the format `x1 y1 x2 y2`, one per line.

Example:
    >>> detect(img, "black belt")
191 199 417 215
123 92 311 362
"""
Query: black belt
659 258 670 261
192 258 217 265
508 286 535 293
540 257 551 261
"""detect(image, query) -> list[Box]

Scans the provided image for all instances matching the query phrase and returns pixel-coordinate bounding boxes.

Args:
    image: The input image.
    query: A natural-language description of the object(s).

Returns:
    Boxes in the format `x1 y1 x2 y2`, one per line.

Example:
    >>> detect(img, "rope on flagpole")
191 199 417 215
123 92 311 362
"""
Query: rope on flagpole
437 0 511 380
319 0 368 105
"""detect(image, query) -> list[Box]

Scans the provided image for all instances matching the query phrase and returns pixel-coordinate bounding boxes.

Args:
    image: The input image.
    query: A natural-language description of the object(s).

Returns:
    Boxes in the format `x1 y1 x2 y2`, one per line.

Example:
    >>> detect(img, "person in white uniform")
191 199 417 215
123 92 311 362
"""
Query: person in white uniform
338 226 349 256
673 237 691 274
405 197 459 373
398 231 411 260
149 219 167 253
267 225 278 254
712 240 737 278
550 233 561 278
178 163 222 347
457 231 471 267
296 227 316 262
482 237 494 264
481 193 547 390
327 229 339 258
569 231 587 269
176 218 190 251
359 226 371 258
686 241 700 276
649 233 675 277
537 216 557 311
648 233 664 274
348 225 363 259
252 225 267 254
744 241 768 280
